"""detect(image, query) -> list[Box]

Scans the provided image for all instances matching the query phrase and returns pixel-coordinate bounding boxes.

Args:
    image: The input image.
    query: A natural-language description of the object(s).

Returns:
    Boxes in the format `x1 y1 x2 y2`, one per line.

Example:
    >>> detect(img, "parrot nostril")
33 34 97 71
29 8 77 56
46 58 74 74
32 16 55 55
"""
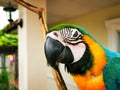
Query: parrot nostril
54 32 58 37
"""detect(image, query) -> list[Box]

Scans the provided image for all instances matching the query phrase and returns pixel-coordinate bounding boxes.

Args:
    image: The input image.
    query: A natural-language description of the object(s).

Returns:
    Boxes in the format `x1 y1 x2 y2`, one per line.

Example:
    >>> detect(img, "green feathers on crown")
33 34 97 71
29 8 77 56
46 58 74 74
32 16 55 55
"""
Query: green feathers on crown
49 24 93 38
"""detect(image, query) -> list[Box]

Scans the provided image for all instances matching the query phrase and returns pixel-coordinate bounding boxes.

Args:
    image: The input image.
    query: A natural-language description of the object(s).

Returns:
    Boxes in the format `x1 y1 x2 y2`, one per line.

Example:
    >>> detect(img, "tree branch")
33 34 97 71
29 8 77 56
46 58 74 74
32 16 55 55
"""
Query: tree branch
14 0 48 38
51 67 67 90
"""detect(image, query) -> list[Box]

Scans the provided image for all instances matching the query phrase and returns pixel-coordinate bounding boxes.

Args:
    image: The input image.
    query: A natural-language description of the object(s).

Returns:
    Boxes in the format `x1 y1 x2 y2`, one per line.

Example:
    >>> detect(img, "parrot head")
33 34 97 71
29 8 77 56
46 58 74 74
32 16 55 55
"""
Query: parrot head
44 24 104 75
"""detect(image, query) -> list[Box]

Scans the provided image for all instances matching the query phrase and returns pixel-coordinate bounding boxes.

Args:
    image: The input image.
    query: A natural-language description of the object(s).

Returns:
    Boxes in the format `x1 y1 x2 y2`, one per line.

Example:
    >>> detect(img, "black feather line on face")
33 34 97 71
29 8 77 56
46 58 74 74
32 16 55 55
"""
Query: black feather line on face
65 44 93 75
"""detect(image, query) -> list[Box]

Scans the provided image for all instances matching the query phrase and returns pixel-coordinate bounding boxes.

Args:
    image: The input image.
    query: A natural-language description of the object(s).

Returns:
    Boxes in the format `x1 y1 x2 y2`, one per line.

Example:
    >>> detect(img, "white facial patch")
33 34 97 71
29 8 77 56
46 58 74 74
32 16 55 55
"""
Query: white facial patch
65 43 86 63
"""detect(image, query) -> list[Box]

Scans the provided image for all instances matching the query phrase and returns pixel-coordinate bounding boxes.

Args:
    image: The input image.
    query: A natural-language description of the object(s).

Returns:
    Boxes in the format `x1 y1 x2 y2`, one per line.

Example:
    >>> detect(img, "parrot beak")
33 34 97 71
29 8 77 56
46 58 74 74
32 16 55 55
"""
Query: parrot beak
44 36 74 69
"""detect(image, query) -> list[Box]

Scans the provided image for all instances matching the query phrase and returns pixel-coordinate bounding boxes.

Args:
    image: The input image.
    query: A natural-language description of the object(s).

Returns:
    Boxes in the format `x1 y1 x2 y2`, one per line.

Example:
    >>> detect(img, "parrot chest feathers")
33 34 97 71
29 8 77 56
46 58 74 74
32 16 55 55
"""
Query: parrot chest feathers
72 72 106 90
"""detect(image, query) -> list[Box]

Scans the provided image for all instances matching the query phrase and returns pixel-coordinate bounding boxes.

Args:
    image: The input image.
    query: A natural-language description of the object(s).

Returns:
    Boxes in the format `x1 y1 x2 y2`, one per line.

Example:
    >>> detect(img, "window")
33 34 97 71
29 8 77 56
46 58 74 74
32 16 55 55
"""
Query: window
117 31 120 53
105 18 120 52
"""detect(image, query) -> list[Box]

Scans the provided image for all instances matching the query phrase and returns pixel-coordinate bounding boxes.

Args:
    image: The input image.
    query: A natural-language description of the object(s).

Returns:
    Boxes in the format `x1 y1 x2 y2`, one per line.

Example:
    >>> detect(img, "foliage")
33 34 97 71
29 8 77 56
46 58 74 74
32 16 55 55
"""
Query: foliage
0 23 18 90
0 68 18 90
0 24 18 47
0 68 9 90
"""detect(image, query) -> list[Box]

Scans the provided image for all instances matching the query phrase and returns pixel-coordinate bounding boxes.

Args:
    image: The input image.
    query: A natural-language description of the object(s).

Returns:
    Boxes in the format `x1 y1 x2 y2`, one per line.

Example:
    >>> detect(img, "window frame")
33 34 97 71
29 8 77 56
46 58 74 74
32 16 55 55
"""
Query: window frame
105 18 120 52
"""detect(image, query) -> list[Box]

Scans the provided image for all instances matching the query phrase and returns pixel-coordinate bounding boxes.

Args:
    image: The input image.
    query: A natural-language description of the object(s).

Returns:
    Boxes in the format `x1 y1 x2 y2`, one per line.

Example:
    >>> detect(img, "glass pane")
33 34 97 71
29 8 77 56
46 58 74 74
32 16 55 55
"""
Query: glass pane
117 31 120 53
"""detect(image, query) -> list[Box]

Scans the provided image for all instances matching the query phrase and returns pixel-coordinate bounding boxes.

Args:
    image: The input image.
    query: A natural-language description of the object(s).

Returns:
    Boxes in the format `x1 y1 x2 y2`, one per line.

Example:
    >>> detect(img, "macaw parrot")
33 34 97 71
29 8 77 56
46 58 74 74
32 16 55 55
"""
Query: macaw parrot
44 24 120 90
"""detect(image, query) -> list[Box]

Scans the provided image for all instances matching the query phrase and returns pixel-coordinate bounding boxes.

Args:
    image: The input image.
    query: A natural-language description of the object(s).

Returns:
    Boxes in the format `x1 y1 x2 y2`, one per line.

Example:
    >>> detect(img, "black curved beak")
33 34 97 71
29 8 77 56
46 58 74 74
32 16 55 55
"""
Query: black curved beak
44 36 74 70
44 36 64 69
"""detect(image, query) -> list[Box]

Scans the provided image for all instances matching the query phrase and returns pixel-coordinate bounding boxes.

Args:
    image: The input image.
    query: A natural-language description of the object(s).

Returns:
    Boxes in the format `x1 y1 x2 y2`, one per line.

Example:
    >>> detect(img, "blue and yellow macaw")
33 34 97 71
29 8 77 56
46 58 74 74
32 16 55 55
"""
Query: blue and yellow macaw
44 24 120 90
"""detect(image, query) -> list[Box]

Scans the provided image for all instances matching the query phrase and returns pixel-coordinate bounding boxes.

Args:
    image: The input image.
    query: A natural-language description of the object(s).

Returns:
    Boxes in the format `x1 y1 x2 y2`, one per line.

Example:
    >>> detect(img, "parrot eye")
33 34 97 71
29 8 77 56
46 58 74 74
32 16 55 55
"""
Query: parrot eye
71 29 83 39
72 31 78 37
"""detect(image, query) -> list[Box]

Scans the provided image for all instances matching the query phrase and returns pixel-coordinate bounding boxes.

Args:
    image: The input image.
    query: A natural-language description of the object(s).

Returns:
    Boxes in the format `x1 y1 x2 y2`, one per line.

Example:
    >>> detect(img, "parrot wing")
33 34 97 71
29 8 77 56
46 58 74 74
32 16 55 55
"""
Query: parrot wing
103 49 120 90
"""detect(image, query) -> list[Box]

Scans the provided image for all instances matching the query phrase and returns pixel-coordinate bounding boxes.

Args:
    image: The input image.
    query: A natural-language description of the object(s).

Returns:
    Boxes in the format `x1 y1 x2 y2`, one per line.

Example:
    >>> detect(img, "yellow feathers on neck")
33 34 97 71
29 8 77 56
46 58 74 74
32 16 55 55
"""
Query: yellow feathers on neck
83 35 107 76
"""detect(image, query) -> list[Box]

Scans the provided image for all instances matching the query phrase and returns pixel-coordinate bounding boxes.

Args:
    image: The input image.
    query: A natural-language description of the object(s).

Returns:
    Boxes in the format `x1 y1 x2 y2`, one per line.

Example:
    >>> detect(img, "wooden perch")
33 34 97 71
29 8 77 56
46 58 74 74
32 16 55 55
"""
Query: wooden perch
51 67 67 90
14 0 67 90
14 0 47 38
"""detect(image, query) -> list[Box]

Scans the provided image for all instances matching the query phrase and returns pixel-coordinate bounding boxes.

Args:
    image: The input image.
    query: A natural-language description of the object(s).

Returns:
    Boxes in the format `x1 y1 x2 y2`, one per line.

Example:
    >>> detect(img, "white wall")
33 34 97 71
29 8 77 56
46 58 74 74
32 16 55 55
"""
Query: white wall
18 0 47 90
